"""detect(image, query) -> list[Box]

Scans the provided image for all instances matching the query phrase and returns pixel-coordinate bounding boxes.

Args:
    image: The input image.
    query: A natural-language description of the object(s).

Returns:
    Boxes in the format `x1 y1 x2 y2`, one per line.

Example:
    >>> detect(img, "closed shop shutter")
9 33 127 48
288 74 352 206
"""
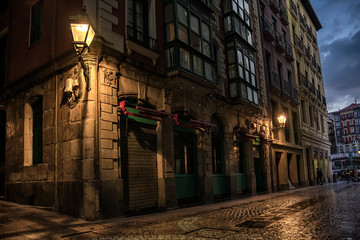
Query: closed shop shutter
121 120 158 214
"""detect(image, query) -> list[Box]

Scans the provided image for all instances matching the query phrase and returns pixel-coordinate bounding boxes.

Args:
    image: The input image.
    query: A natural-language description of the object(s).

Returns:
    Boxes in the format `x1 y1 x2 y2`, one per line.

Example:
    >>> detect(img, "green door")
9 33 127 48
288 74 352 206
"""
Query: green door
254 157 262 191
174 128 198 201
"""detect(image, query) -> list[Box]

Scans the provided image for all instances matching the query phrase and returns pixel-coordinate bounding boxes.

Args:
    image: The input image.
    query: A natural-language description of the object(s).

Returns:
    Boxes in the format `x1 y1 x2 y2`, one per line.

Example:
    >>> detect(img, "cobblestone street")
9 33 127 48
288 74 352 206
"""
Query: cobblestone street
1 181 360 239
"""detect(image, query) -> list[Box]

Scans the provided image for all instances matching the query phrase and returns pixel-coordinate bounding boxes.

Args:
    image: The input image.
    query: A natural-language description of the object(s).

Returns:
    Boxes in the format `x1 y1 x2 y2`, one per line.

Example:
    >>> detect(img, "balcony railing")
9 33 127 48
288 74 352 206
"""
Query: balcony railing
304 46 310 60
281 78 291 100
311 34 317 45
285 40 294 62
300 73 308 88
294 34 303 53
311 56 317 69
316 89 321 100
322 95 327 106
127 25 158 52
275 31 285 53
291 85 299 105
316 63 322 74
308 82 315 95
268 69 281 93
290 0 297 16
299 14 306 29
279 3 288 25
261 16 275 41
269 0 280 13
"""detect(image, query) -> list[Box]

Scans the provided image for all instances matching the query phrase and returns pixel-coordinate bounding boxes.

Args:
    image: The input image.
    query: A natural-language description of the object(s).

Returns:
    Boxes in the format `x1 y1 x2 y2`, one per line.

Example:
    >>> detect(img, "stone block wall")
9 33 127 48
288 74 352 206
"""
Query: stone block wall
98 62 123 218
5 78 56 207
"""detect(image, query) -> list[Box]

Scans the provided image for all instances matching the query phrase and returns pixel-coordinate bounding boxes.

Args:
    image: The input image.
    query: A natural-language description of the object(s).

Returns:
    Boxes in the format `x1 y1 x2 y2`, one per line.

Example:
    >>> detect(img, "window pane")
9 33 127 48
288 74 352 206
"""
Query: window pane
223 0 231 14
203 40 211 58
244 0 249 14
180 48 190 70
247 87 252 101
165 3 173 22
234 18 240 35
202 22 210 41
244 55 249 69
165 47 175 68
241 82 246 99
193 55 203 76
253 91 258 105
229 64 236 79
191 15 199 34
238 65 244 79
178 24 188 44
247 29 252 45
224 16 232 32
178 4 188 26
232 0 238 14
250 60 255 73
205 62 213 81
245 70 250 82
237 49 243 65
241 24 246 40
227 49 235 64
230 82 238 98
191 32 201 52
251 74 256 86
166 23 175 42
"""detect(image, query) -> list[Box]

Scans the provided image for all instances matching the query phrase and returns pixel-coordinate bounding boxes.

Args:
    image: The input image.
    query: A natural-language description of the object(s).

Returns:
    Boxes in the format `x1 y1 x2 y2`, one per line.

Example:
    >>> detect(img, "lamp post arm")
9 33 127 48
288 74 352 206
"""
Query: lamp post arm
79 55 91 91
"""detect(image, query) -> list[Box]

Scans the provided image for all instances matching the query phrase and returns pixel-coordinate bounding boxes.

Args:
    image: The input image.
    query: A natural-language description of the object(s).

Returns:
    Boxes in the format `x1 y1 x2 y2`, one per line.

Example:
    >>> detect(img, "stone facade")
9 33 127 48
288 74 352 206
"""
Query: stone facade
0 0 329 220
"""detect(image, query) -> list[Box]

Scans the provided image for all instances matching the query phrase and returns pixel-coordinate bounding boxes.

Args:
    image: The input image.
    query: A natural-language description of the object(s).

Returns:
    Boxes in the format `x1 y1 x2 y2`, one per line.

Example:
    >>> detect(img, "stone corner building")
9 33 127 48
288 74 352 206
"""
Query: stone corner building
0 0 330 220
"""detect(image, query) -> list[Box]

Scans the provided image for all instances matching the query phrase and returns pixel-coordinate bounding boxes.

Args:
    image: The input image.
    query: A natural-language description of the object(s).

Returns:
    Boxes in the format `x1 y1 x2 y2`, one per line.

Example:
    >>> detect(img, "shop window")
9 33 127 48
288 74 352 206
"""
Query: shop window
29 0 43 46
24 96 43 166
174 130 196 175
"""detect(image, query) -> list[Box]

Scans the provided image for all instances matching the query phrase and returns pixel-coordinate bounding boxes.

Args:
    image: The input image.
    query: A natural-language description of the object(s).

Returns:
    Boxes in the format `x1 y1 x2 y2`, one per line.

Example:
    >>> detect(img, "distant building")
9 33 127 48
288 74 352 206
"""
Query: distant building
329 103 360 170
327 116 336 154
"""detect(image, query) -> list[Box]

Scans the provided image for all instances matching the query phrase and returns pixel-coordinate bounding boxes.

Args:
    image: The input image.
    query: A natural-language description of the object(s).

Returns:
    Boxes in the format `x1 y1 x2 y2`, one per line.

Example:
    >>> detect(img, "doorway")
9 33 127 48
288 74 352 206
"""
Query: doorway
275 152 282 191
120 119 158 215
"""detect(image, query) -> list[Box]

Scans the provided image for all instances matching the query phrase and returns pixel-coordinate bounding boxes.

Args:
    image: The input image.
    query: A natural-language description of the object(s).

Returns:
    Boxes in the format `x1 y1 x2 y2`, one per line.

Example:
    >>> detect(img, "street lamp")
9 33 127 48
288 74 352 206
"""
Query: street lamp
277 112 287 128
65 7 95 108
272 112 287 131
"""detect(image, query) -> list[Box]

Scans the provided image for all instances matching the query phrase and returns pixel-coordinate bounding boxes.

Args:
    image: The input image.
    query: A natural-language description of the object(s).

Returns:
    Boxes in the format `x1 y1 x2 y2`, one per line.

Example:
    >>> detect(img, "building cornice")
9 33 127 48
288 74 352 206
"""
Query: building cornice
300 0 322 30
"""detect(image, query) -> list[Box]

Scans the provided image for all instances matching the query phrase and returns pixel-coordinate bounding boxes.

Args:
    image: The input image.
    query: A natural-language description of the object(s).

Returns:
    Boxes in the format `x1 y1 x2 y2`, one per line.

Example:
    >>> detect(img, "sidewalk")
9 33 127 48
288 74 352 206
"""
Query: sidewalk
0 184 326 239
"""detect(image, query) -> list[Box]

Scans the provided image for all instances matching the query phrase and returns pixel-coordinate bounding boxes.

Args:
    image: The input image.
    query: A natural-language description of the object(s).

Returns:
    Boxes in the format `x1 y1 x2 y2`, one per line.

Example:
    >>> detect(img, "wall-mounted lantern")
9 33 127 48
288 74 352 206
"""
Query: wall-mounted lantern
69 7 95 56
272 112 287 131
66 6 95 103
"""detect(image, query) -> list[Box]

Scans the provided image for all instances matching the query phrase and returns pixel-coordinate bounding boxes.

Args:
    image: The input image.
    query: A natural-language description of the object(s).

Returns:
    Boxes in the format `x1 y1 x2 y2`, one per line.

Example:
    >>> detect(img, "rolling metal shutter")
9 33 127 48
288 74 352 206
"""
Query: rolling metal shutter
121 120 158 214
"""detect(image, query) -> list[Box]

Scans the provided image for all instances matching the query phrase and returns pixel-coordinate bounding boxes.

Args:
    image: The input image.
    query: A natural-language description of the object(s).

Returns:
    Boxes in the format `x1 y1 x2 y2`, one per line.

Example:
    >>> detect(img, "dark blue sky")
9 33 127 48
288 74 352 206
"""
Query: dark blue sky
310 0 360 112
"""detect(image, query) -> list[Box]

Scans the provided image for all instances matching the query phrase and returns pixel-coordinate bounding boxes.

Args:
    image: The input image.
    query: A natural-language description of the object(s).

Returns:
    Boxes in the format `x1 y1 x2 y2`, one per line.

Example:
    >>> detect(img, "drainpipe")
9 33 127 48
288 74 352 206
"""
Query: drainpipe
54 74 58 210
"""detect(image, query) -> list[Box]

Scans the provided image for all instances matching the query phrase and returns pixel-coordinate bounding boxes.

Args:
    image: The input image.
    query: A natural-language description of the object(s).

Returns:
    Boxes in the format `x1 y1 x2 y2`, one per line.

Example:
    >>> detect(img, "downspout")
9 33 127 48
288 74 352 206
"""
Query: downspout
52 0 59 210
54 74 58 210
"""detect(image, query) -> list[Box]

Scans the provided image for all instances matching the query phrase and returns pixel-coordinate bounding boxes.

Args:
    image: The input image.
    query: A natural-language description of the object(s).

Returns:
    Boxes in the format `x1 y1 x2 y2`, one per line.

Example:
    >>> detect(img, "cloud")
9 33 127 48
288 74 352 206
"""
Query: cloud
310 0 360 112
320 31 360 112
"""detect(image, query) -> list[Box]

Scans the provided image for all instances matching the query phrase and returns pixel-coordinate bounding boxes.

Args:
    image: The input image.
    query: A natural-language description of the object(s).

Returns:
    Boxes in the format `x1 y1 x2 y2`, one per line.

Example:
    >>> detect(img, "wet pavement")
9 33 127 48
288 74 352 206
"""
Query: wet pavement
1 181 360 239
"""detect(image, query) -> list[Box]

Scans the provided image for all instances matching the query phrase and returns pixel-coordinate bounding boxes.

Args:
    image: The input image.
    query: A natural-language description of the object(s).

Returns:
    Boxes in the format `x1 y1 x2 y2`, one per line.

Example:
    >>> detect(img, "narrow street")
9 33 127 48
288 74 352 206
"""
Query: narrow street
1 181 360 240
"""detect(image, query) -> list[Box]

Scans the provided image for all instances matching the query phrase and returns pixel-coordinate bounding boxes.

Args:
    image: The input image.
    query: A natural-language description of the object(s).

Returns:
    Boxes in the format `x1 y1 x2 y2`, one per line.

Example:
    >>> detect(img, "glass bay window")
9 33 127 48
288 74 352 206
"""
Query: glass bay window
227 41 258 105
164 0 214 82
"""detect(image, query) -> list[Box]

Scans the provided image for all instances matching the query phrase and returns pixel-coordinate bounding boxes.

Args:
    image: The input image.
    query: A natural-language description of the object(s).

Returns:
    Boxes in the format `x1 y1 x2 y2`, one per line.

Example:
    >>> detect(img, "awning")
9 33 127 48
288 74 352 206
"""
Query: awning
118 100 215 132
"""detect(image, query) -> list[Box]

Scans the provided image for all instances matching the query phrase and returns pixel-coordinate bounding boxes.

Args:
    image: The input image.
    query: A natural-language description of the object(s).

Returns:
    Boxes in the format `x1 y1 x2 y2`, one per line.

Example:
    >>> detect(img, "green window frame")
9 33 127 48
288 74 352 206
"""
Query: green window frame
227 40 258 105
164 0 214 82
